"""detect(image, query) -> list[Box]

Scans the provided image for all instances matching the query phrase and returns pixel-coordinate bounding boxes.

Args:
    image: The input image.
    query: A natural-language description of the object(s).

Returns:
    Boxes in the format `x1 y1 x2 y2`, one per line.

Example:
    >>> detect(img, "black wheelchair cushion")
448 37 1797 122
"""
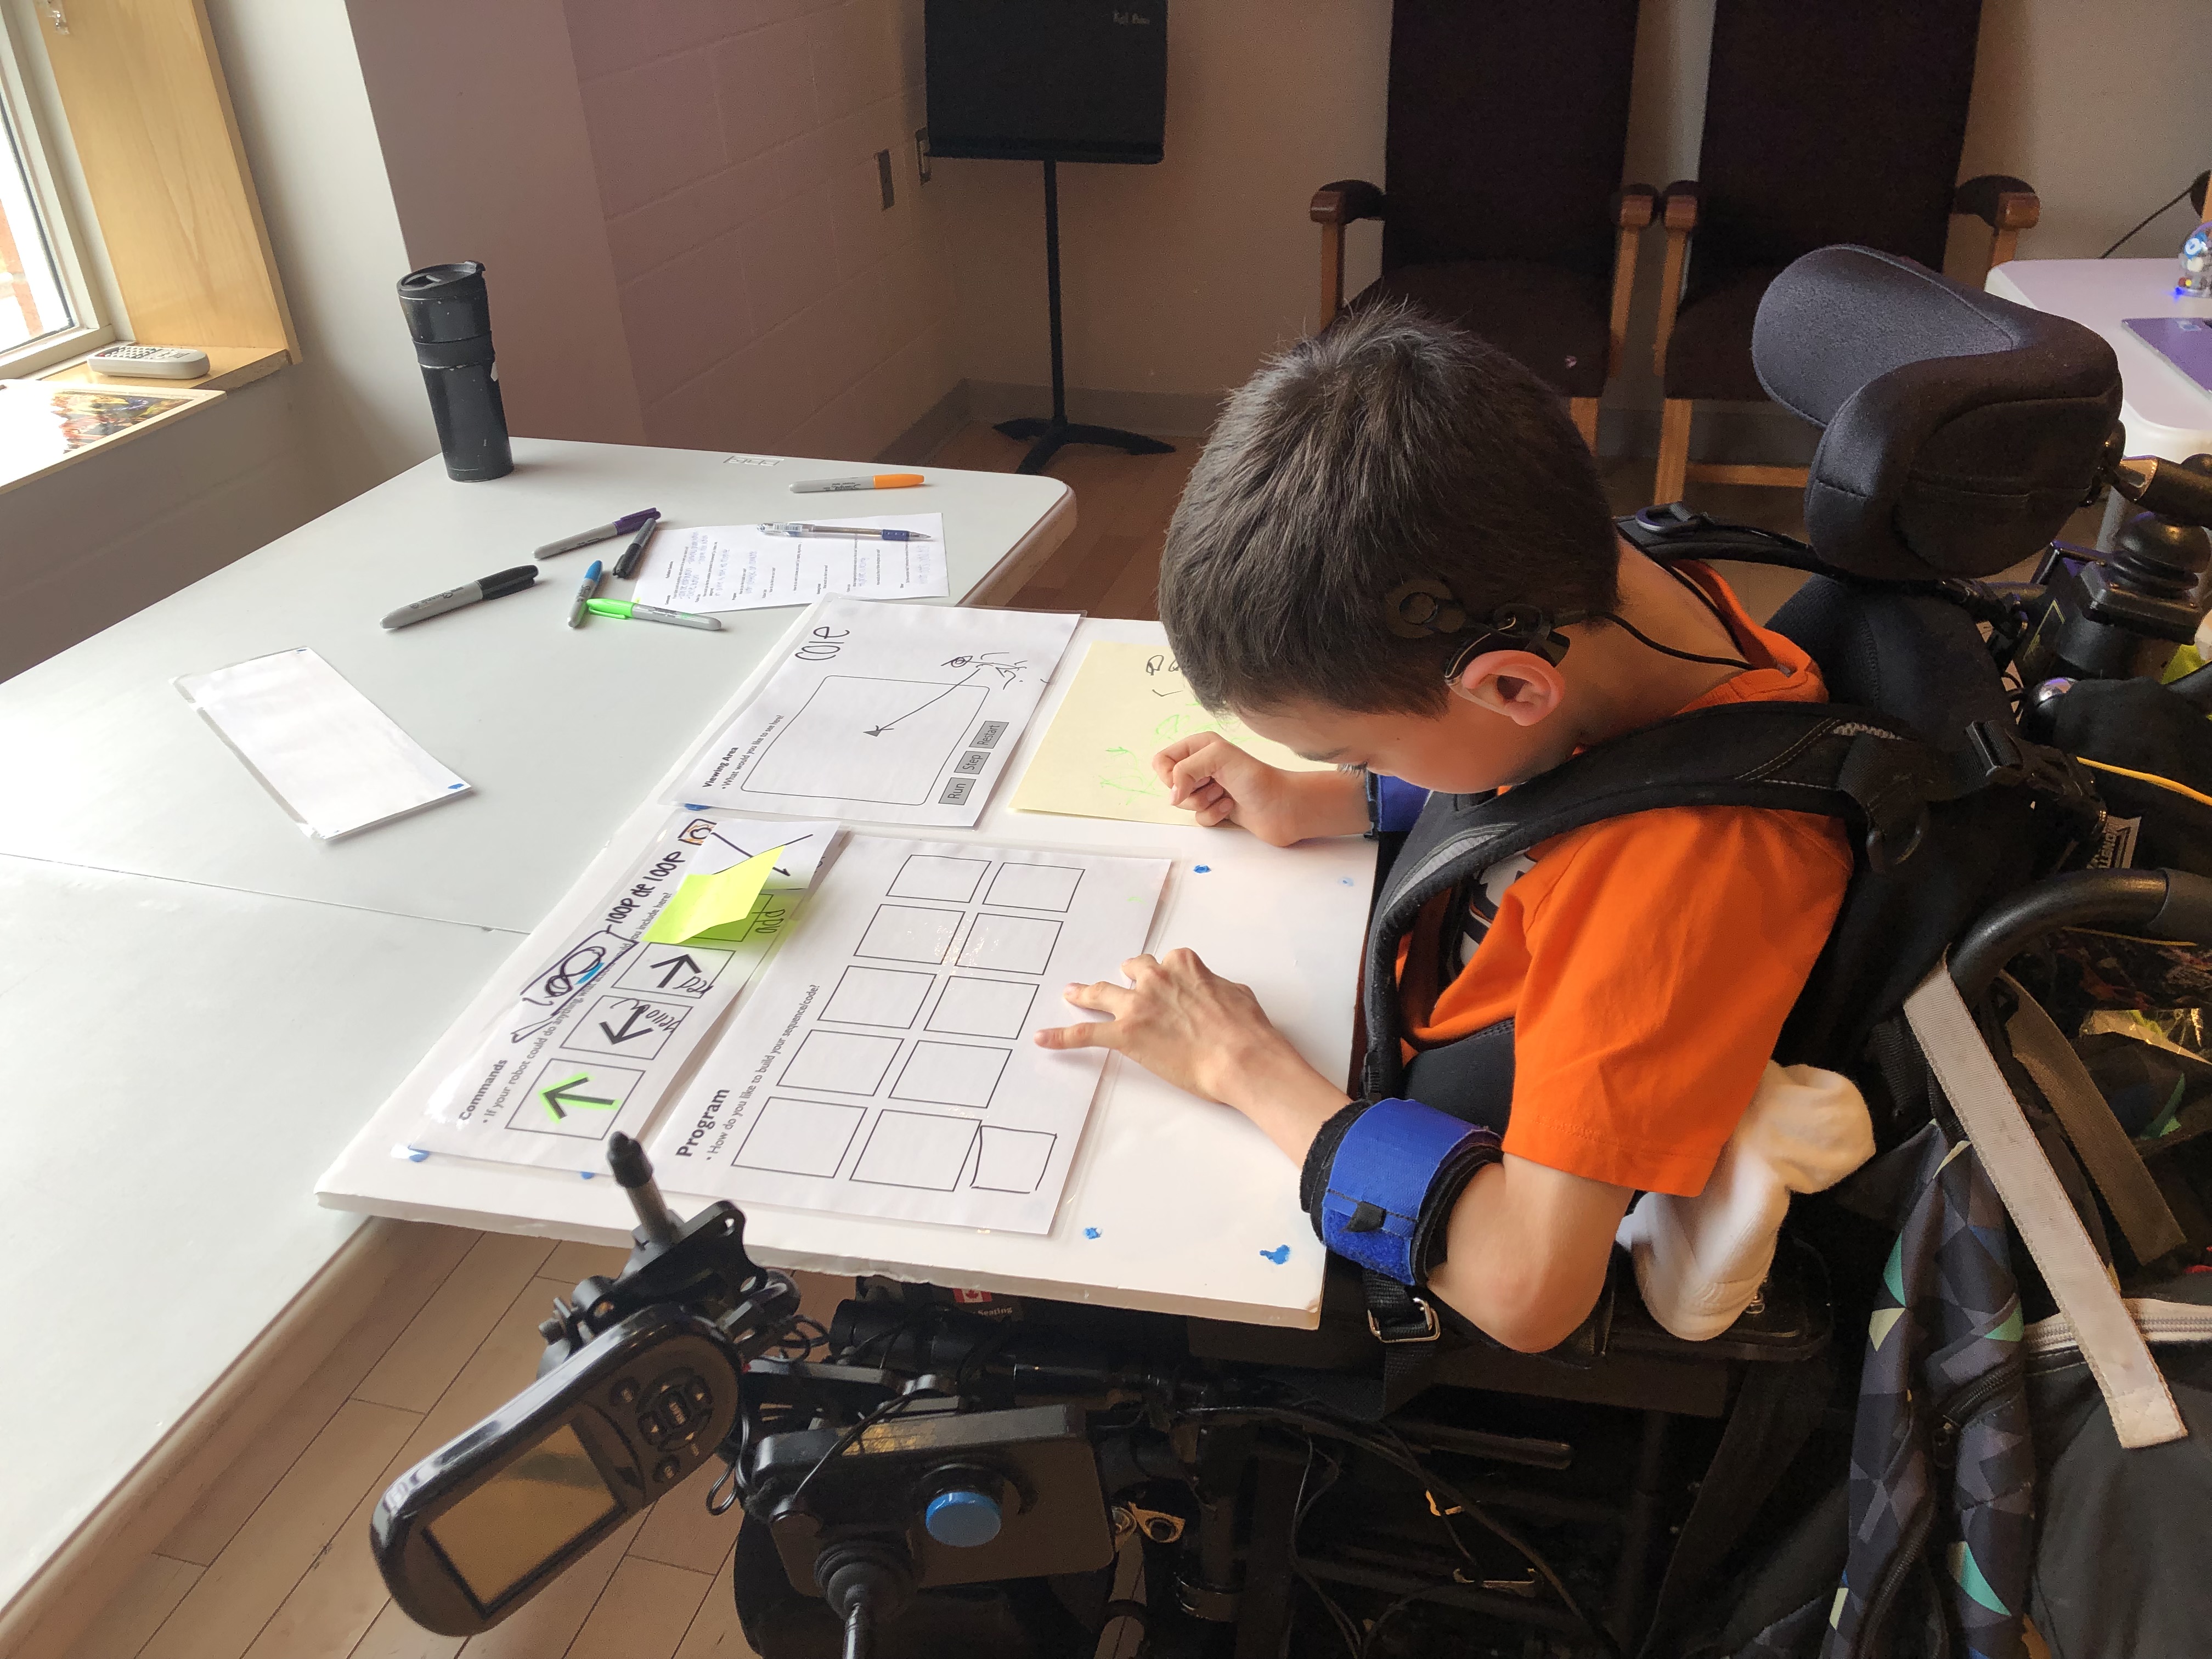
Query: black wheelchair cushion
1768 576 2063 1073
1769 575 2015 736
1752 245 2121 583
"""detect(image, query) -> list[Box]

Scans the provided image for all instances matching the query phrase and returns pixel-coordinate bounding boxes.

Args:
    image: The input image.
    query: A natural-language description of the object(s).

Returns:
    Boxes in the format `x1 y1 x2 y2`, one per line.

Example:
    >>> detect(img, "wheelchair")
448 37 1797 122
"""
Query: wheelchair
371 247 2212 1659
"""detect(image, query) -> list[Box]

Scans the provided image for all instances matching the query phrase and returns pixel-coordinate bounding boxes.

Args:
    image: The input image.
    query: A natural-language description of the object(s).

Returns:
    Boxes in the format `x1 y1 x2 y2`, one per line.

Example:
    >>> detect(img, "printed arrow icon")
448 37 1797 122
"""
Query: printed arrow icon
598 1005 659 1045
649 953 702 988
540 1073 619 1122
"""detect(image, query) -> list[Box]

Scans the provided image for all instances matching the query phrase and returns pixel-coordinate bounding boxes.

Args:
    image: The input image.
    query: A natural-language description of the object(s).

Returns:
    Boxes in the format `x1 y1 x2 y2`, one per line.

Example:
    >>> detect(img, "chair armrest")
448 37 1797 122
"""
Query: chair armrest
1311 179 1385 226
1605 185 1657 380
1953 174 2040 232
1312 181 1383 330
1654 181 1701 373
1661 179 1702 232
1954 175 2039 280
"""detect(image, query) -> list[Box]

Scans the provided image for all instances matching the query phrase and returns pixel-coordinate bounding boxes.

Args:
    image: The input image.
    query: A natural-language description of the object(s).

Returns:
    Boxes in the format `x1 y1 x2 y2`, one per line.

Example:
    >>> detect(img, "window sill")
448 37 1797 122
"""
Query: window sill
40 343 292 393
0 348 289 498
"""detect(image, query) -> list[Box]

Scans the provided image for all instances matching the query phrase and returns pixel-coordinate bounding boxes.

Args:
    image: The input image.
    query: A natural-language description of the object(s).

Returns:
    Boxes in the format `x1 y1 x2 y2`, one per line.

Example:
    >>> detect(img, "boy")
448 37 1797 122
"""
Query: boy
1034 307 1853 1352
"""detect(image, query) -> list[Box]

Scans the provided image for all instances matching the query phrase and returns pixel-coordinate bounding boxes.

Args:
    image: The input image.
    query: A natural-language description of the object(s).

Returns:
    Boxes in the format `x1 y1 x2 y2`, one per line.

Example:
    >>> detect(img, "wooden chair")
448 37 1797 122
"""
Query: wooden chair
1651 0 2038 503
1311 0 1650 452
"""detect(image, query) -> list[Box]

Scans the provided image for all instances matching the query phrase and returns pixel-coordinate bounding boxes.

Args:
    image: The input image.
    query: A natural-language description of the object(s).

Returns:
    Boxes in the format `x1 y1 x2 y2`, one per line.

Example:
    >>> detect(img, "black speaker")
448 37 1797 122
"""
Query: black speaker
924 1 1167 165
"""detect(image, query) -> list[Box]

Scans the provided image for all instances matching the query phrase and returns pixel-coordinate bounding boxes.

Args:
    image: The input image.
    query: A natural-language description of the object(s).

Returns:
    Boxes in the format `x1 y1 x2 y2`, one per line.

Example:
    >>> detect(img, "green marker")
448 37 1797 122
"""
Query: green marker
584 597 721 632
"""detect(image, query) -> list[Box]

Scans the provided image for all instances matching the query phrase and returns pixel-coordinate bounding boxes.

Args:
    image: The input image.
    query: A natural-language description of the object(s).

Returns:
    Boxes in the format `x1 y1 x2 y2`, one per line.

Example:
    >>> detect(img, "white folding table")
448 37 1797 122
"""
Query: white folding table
0 439 1080 1616
0 437 1373 1625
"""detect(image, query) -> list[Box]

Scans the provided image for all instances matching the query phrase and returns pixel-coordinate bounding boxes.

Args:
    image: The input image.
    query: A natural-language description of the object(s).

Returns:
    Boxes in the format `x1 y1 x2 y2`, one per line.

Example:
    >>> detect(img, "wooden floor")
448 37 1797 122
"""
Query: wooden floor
66 1229 837 1659
941 419 1824 626
935 423 1204 620
56 427 2074 1659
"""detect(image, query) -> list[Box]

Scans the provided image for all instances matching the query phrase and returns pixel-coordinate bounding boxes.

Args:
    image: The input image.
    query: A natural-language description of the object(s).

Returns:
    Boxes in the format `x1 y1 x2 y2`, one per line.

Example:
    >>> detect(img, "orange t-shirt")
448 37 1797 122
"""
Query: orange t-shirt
1397 566 1853 1197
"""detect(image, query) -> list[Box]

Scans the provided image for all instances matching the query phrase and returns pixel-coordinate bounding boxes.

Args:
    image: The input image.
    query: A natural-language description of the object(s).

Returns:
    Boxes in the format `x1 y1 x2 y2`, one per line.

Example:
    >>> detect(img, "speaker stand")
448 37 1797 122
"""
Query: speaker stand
995 160 1175 477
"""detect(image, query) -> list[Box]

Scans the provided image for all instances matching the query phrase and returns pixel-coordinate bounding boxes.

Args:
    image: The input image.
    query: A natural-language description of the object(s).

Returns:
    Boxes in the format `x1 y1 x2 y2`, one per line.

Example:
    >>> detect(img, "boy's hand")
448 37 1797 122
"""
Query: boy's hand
1152 735 1366 845
1035 949 1348 1162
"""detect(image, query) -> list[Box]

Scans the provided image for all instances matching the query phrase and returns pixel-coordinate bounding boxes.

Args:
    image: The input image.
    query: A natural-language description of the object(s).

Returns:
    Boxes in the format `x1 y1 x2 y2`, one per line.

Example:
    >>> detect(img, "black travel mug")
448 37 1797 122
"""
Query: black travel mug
397 261 513 482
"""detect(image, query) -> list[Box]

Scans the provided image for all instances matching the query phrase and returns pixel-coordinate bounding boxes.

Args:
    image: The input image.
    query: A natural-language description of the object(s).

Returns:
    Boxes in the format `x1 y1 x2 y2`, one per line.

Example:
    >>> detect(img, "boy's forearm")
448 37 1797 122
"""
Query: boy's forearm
1217 1046 1350 1165
1285 769 1371 839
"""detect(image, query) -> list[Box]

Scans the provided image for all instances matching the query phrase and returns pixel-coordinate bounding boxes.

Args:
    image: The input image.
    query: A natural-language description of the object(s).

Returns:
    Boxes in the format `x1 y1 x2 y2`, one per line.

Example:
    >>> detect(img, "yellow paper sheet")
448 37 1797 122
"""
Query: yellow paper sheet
644 846 785 944
1010 641 1335 826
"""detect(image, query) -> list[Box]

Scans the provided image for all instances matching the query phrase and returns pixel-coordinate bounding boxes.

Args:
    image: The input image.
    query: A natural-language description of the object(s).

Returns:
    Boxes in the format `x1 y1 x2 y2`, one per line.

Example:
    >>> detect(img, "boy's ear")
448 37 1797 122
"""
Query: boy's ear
1450 650 1567 726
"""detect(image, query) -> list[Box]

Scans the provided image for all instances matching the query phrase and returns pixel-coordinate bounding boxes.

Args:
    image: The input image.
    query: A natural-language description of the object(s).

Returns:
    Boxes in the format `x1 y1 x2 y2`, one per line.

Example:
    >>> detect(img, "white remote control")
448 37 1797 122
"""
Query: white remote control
87 344 210 380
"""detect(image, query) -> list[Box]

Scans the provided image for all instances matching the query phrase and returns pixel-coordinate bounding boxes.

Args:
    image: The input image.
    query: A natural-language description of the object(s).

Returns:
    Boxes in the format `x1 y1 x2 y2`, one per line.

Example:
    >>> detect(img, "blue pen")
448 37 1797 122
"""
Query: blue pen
756 521 935 541
567 559 605 628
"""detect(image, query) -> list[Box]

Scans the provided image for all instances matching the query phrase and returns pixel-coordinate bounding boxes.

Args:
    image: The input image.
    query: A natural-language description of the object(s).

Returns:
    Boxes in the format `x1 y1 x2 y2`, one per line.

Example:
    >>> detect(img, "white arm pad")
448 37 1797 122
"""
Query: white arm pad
1614 1062 1876 1341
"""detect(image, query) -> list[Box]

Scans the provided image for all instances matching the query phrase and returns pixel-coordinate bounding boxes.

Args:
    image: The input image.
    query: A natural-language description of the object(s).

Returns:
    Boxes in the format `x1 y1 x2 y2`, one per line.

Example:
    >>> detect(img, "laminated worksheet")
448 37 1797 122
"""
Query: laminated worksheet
667 596 1080 827
648 835 1170 1233
1011 640 1335 826
407 811 839 1172
631 516 947 613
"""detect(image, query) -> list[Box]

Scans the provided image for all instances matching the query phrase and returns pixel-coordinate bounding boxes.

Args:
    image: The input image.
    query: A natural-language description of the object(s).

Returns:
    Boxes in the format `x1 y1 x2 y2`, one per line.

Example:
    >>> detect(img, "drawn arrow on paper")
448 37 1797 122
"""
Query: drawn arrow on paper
648 953 703 988
540 1074 620 1122
598 1005 660 1045
864 674 978 737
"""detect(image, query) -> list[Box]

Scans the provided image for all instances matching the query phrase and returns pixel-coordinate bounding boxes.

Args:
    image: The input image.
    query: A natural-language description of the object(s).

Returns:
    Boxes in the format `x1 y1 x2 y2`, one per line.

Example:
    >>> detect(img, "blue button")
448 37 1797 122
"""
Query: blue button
924 1488 1002 1547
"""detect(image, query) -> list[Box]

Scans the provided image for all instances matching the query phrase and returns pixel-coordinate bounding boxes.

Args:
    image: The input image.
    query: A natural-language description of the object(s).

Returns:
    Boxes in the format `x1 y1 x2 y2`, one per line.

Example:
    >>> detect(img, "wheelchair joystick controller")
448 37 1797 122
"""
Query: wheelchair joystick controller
2016 449 2212 721
813 1538 915 1659
608 1128 681 1248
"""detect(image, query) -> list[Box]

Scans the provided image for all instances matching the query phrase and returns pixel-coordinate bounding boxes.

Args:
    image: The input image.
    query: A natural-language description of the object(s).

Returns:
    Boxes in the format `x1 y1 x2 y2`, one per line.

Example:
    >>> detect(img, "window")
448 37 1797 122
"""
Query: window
0 1 109 375
0 102 71 350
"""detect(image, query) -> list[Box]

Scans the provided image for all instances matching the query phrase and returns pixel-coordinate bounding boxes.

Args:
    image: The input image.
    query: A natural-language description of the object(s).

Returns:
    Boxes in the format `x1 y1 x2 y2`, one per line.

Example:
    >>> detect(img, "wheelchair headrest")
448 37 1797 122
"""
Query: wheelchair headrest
1752 246 2122 582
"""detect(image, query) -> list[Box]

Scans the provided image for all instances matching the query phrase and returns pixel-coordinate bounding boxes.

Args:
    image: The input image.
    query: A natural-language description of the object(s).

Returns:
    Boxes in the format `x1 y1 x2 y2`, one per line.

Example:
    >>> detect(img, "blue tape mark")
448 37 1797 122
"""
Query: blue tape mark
1340 877 1354 885
1260 1244 1290 1265
1194 864 1211 873
684 803 712 810
403 1146 429 1163
1084 1227 1101 1240
579 1171 596 1180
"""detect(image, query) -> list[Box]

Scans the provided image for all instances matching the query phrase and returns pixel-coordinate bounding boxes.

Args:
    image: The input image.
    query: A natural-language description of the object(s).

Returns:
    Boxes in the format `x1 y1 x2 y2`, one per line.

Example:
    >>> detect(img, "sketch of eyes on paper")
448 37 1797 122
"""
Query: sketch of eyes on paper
939 650 1029 688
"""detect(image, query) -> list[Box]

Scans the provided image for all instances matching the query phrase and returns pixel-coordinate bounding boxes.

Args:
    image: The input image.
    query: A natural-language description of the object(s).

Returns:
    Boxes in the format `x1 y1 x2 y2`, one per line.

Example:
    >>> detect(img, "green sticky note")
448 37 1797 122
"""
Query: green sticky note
644 847 785 945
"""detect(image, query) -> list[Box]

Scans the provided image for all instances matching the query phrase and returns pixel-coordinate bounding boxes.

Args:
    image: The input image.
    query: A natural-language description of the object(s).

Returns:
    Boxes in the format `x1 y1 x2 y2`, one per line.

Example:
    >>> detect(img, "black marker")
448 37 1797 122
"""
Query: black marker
381 565 538 629
612 514 660 580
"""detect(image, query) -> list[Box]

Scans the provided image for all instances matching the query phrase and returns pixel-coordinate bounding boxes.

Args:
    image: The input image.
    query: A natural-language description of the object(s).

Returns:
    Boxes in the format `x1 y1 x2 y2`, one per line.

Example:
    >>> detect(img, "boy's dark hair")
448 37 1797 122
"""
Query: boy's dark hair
1158 304 1620 716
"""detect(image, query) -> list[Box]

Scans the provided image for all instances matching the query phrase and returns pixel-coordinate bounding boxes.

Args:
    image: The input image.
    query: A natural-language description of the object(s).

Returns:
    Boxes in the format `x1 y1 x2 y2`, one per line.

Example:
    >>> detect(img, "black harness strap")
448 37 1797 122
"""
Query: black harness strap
1361 701 1954 1100
1324 699 2088 1420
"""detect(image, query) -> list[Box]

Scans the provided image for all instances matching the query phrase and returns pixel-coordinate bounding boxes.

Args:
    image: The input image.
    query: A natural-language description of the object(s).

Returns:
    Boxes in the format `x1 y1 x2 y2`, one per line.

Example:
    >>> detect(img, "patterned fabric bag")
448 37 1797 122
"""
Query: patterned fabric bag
1707 972 2204 1659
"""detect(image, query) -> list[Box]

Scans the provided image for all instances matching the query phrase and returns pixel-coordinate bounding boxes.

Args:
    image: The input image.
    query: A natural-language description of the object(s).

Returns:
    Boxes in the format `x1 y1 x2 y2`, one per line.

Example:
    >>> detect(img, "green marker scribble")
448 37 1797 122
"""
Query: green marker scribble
1097 744 1163 804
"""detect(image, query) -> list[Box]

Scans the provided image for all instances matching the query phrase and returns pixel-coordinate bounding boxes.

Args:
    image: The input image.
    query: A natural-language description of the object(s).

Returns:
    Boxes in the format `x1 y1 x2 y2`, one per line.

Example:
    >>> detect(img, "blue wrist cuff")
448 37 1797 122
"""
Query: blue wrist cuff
1318 1097 1494 1284
1370 775 1428 835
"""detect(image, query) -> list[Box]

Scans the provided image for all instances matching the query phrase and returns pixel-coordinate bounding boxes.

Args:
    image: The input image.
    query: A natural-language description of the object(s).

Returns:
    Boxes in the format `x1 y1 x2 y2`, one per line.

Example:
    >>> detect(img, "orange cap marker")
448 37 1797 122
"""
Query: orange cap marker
791 472 926 494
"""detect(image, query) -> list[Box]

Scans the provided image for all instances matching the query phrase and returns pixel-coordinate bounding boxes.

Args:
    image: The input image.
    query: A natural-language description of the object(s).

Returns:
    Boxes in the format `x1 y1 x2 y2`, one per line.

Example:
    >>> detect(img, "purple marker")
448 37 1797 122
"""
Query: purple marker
534 507 658 560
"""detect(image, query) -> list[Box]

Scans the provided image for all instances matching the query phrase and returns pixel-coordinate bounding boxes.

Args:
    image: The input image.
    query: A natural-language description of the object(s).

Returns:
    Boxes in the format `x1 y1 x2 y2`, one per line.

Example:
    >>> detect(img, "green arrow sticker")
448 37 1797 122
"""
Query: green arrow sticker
539 1073 619 1122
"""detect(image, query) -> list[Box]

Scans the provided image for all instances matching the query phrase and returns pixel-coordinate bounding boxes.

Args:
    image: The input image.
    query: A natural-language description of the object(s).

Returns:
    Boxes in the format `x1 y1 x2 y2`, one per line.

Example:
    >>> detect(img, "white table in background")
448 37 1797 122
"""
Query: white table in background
0 439 1073 1621
318 614 1372 1331
0 439 1071 931
1987 258 2212 462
